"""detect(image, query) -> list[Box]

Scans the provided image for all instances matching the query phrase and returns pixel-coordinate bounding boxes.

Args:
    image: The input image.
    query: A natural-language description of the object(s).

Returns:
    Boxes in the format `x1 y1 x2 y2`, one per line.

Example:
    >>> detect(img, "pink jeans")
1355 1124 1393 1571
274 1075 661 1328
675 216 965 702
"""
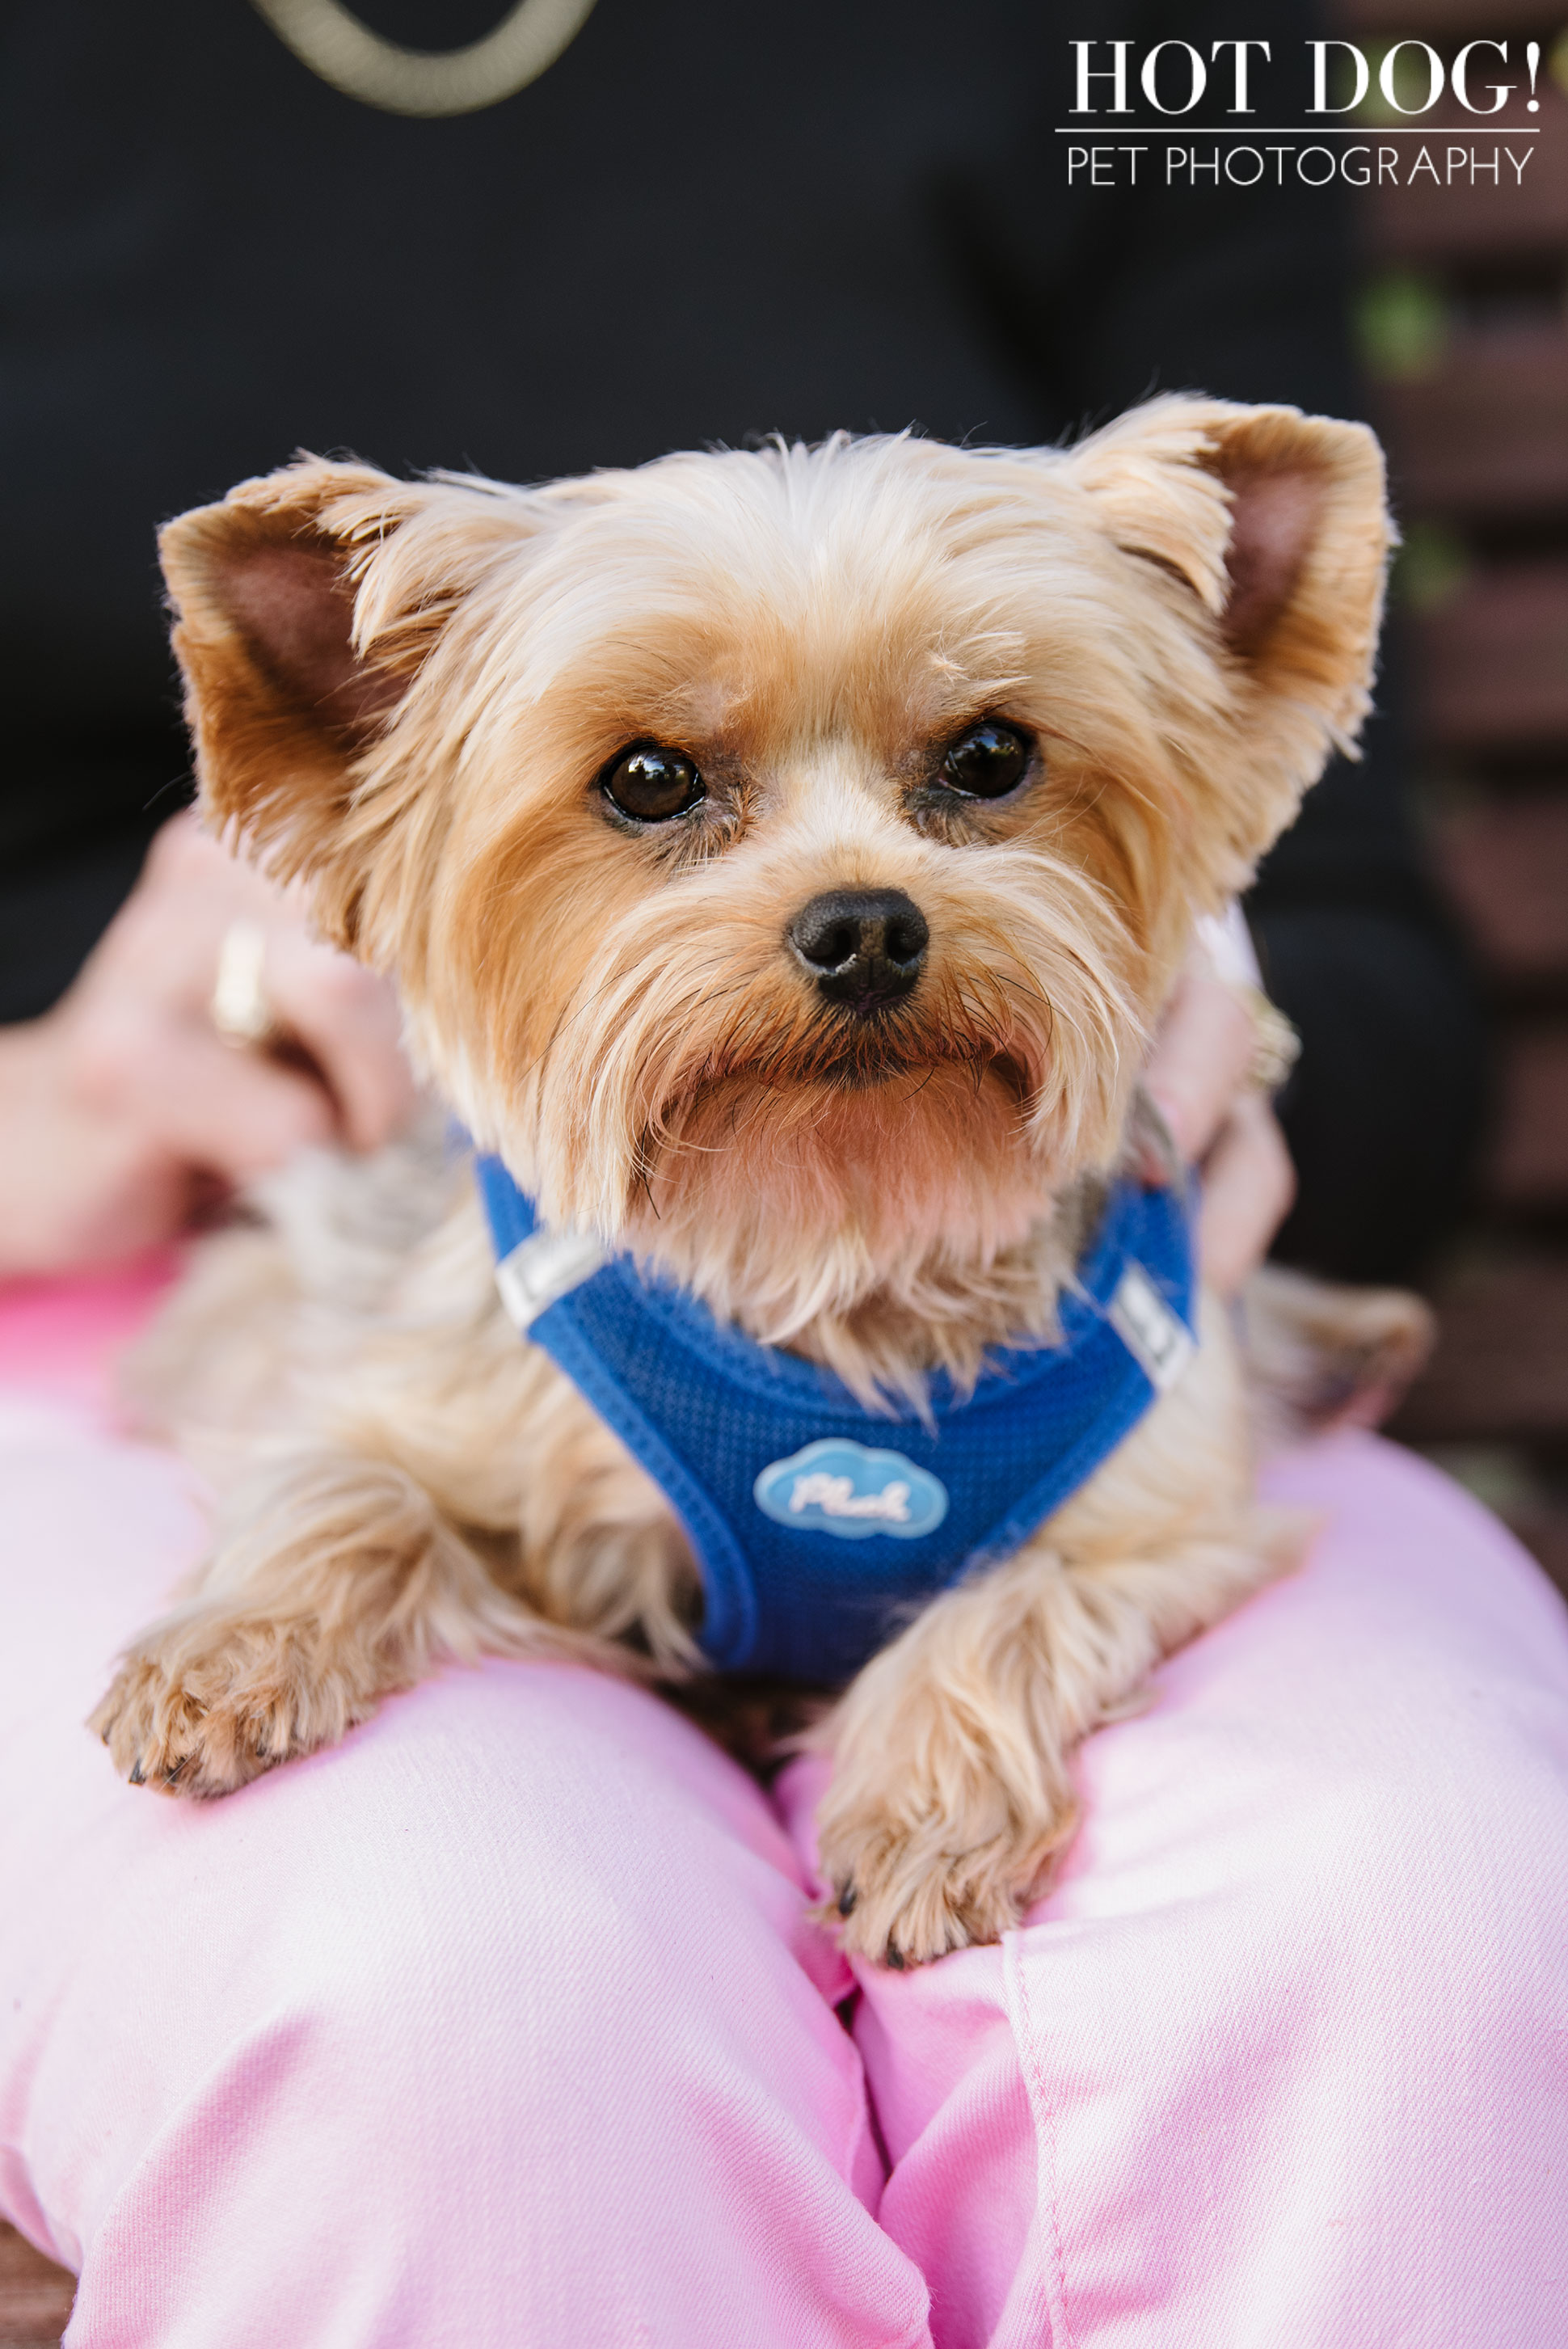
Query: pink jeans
2 1263 1566 2347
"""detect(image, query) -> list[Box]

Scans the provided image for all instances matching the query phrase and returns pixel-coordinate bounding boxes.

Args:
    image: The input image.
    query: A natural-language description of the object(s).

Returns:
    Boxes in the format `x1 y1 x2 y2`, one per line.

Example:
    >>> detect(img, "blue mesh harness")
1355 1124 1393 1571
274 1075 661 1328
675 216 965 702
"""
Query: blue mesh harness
475 1158 1197 1683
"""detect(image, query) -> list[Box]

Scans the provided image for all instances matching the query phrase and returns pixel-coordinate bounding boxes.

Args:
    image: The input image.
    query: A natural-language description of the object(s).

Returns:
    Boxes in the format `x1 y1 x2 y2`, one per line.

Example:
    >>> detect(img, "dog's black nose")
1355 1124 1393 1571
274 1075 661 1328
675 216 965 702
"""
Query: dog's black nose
787 888 929 1013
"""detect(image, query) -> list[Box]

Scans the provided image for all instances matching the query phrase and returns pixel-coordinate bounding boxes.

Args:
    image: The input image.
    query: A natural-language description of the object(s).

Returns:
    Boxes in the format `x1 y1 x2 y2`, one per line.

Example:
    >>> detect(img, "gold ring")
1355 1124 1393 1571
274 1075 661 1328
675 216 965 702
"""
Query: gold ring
1234 983 1301 1094
211 921 279 1049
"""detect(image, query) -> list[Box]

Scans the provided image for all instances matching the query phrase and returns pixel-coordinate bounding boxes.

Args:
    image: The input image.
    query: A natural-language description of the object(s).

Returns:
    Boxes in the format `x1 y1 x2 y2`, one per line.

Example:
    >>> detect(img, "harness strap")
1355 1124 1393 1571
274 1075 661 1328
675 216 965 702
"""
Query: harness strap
474 1157 1197 1681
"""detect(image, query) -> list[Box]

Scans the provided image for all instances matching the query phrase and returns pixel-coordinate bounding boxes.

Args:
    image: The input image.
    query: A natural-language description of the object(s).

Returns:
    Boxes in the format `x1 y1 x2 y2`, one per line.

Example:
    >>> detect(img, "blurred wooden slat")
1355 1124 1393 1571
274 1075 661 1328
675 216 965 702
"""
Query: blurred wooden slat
1365 90 1568 263
0 2225 72 2349
1380 332 1568 515
1484 1027 1568 1205
1394 1250 1568 1441
1417 564 1568 753
1507 1507 1568 1600
1432 793 1568 981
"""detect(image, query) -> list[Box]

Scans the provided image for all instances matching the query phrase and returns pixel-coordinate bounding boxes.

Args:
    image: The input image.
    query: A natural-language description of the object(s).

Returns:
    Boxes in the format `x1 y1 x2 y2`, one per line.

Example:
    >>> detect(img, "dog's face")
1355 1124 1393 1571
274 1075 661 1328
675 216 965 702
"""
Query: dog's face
161 403 1389 1322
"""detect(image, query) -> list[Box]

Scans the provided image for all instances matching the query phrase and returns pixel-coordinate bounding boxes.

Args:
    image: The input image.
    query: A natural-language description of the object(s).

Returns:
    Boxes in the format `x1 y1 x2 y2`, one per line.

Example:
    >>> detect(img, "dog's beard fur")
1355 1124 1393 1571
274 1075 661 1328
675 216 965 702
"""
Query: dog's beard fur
466 824 1143 1399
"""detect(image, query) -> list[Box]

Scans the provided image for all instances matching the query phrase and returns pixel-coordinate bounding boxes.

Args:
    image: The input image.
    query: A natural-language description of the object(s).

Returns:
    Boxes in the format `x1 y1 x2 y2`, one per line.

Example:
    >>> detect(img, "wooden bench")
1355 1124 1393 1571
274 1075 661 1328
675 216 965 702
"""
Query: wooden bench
0 2227 73 2349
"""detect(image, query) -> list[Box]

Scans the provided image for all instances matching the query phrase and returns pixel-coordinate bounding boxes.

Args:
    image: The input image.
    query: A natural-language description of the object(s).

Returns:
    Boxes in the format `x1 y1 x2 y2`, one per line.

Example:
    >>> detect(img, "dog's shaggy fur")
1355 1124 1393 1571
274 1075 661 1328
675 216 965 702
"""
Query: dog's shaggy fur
91 399 1431 1965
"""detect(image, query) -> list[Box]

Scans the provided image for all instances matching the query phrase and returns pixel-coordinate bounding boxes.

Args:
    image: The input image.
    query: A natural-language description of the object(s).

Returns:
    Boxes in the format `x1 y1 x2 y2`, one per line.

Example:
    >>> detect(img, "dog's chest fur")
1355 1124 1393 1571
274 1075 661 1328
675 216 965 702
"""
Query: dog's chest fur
132 1123 1203 1667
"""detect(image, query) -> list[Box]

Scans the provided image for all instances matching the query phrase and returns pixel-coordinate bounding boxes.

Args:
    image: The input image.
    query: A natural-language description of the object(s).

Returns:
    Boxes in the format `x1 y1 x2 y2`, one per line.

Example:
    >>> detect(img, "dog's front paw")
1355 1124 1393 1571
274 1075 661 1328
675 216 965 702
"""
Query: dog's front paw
816 1744 1077 1970
820 1818 1031 1968
88 1612 390 1798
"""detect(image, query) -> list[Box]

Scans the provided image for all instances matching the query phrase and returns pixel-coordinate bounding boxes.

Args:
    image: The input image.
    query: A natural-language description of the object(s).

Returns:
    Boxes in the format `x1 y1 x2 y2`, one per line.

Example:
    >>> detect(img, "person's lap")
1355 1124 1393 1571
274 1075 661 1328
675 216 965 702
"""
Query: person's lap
841 1431 1568 2346
2 1272 1566 2347
0 1340 918 2347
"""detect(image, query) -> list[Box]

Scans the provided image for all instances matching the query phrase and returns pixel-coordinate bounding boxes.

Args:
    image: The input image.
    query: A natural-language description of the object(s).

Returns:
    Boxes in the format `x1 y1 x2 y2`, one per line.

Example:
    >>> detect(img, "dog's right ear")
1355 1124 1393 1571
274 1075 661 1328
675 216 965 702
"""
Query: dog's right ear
159 456 523 945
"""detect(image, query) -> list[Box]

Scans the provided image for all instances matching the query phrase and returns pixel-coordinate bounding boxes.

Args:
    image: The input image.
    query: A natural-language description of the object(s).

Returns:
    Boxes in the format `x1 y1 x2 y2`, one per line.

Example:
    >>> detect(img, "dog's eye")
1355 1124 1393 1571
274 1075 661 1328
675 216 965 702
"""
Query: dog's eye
940 720 1031 800
601 743 706 823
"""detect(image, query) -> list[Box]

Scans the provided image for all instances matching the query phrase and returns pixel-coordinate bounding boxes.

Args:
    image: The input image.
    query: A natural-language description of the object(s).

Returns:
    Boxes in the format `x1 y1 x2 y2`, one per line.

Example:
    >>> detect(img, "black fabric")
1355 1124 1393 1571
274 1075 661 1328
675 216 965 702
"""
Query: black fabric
0 0 1485 1274
1258 908 1490 1284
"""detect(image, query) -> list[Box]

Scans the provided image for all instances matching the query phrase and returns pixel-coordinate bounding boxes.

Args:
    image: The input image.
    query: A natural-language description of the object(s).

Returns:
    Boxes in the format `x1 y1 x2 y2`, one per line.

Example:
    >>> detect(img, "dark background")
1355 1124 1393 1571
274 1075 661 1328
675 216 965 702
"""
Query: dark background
0 0 1489 1292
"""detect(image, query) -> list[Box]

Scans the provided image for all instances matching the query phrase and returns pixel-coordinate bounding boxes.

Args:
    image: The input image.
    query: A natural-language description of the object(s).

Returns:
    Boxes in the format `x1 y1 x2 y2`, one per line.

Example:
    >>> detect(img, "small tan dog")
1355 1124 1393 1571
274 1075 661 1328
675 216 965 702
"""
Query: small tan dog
92 398 1428 1966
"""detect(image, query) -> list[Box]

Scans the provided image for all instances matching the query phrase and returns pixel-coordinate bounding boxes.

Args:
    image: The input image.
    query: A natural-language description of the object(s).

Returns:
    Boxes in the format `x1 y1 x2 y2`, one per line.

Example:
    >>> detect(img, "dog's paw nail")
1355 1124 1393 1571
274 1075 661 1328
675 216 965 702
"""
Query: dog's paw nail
836 1883 858 1917
128 1757 145 1786
162 1756 188 1786
883 1942 907 1971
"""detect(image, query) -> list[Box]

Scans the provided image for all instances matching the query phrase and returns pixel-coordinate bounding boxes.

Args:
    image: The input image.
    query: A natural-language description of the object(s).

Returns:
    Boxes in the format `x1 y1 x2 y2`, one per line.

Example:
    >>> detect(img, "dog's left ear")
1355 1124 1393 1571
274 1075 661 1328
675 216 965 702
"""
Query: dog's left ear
1064 395 1393 878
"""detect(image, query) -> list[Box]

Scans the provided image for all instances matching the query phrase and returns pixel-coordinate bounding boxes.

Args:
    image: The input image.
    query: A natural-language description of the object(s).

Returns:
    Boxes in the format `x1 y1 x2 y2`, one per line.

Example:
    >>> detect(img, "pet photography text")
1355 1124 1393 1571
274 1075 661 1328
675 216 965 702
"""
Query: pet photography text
1060 32 1554 188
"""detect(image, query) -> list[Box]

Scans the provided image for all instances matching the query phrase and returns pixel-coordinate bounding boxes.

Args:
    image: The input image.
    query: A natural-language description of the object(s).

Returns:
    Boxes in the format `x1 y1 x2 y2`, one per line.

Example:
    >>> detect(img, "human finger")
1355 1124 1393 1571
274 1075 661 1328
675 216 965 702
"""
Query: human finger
72 1006 339 1180
1197 1091 1297 1297
0 1020 194 1274
1144 971 1258 1165
66 812 310 1050
260 932 417 1154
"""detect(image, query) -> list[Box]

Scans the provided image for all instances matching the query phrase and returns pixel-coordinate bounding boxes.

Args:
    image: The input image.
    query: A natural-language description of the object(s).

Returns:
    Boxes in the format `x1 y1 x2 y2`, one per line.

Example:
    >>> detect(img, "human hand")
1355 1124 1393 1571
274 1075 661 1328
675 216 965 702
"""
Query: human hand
0 812 416 1276
1144 946 1297 1299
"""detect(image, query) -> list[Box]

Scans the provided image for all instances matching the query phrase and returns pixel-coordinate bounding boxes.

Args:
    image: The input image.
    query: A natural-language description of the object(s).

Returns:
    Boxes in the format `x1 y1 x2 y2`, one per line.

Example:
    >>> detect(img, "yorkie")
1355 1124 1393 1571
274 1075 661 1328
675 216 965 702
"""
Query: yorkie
93 399 1429 1965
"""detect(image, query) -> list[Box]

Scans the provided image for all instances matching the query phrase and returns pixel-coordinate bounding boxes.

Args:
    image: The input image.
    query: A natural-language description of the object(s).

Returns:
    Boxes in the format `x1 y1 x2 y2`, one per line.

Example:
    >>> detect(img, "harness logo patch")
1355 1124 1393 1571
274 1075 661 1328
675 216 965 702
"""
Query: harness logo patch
1106 1260 1195 1393
753 1439 949 1541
